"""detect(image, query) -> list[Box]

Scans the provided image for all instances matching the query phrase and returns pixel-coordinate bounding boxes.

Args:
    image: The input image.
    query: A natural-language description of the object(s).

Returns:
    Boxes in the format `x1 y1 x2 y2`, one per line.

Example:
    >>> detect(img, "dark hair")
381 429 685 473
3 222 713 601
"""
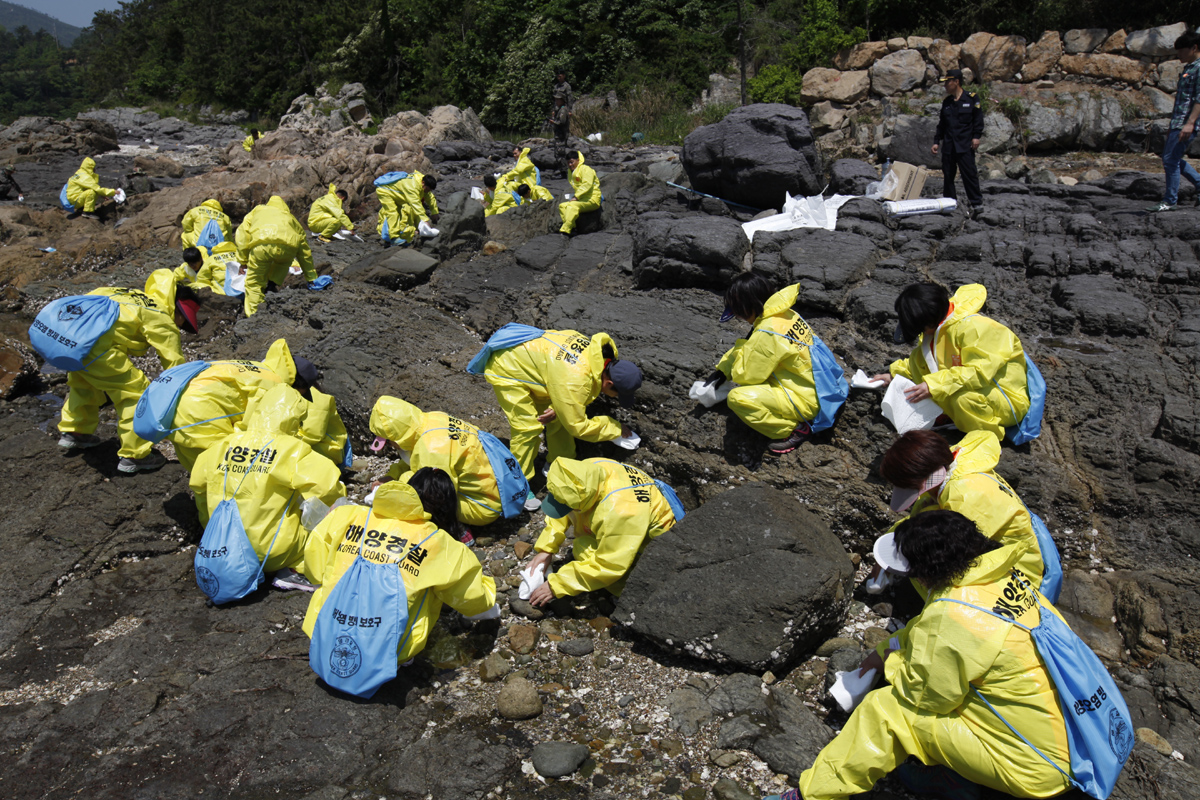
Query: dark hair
895 283 950 342
516 183 531 197
182 246 203 264
724 272 775 322
600 343 616 361
893 510 999 590
880 430 954 489
175 283 198 304
336 189 348 200
250 128 260 137
484 175 497 189
422 175 438 190
409 467 464 539
1175 32 1200 50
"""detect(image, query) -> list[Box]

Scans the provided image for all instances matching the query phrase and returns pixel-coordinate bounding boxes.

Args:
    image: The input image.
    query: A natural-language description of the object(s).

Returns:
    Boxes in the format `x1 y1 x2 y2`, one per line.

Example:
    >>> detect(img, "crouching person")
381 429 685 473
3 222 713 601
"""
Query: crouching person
525 457 684 606
302 480 498 697
190 384 346 592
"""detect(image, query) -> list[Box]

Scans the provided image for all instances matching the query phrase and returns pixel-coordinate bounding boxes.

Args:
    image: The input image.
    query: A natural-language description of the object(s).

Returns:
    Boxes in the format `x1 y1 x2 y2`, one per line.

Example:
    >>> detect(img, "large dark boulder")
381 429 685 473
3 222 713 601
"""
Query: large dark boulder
613 483 855 671
632 214 749 289
682 104 823 210
342 248 438 291
879 114 941 169
829 158 880 195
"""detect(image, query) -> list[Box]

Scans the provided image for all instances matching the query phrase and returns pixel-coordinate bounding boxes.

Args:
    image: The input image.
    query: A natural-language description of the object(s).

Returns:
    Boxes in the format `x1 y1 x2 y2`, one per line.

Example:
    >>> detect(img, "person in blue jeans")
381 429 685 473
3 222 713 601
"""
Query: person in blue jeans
1149 32 1200 213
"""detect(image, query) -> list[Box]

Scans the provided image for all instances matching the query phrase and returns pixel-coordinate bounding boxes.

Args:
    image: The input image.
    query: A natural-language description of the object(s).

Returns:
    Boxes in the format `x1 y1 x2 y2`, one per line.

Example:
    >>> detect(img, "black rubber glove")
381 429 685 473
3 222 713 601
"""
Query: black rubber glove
705 369 727 388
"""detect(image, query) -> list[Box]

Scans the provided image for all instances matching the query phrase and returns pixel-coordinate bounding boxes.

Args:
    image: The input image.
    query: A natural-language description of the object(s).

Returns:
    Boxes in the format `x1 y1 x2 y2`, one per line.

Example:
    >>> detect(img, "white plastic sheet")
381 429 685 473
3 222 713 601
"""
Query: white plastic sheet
741 192 856 240
881 375 943 434
829 668 880 713
688 379 735 407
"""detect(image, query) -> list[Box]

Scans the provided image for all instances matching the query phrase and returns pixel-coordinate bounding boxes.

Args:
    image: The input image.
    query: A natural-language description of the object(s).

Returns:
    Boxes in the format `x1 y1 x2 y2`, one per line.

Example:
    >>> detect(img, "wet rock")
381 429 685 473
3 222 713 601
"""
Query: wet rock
665 685 713 735
829 159 879 196
721 685 834 778
132 154 184 179
387 729 519 799
1111 742 1200 800
557 638 594 657
750 228 878 314
712 777 757 800
682 104 823 210
497 677 543 719
508 596 544 620
531 741 590 778
614 483 855 671
880 114 941 169
479 652 511 682
1053 275 1151 336
508 624 541 655
632 215 748 290
341 248 438 291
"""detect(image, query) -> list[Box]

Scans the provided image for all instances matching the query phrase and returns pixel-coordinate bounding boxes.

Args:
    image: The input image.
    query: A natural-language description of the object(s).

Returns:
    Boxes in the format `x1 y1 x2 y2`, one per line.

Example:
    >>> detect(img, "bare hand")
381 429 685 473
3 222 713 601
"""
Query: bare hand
971 138 981 151
1183 123 1196 138
529 581 556 607
536 407 557 424
527 552 553 575
870 373 893 386
904 382 932 403
621 424 632 438
931 143 940 155
859 649 885 677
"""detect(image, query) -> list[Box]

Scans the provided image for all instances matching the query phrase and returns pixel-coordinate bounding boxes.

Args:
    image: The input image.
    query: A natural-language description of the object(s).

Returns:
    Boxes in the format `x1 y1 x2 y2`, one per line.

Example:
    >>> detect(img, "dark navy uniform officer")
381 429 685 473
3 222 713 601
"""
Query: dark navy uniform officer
931 69 984 212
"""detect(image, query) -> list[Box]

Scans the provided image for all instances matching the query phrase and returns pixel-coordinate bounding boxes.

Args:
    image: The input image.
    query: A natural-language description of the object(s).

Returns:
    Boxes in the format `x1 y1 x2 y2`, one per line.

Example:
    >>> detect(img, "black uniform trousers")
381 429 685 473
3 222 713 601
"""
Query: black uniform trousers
941 145 983 207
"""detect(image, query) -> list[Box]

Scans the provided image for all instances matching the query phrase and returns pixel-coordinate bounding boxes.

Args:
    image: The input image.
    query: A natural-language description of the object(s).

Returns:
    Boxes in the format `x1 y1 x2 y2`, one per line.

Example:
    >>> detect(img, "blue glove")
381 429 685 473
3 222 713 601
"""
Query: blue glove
308 275 333 291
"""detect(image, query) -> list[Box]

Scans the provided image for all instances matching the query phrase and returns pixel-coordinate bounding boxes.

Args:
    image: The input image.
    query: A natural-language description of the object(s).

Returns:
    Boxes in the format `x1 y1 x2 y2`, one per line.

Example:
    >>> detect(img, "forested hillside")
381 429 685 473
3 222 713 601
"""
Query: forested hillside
2 0 1195 129
0 1 82 45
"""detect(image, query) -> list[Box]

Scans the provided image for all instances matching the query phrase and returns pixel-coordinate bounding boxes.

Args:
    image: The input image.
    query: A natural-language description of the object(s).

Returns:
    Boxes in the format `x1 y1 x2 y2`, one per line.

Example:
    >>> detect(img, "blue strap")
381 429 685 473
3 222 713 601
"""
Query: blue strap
222 437 277 501
594 459 661 506
391 529 438 654
253 490 296 585
414 426 503 515
933 597 1034 632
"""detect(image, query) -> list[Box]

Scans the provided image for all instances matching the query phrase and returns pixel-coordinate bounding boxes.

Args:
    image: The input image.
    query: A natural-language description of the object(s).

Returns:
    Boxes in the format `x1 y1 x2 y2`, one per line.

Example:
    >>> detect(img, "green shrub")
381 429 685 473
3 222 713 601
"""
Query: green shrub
748 64 804 105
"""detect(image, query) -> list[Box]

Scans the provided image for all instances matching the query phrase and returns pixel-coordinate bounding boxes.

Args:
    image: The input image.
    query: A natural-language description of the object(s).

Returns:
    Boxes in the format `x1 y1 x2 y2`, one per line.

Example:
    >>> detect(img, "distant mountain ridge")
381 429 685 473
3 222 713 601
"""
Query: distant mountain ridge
0 1 82 45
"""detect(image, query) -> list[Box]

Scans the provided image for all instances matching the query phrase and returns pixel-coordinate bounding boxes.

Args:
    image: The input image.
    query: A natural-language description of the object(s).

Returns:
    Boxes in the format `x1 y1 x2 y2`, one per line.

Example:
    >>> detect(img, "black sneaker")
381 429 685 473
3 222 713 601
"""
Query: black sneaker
767 423 812 455
272 568 318 592
59 432 103 449
117 451 167 473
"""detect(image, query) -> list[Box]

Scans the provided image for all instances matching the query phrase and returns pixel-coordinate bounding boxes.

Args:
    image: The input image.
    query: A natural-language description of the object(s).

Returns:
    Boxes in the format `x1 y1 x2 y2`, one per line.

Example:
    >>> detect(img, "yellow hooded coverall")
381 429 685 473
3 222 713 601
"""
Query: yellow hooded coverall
59 287 185 459
144 269 183 313
536 458 679 597
558 151 600 234
307 184 354 238
193 242 243 295
502 147 539 188
376 172 439 244
190 385 346 574
234 196 317 316
302 481 497 664
487 183 554 216
483 329 624 480
889 284 1029 438
898 430 1046 591
715 284 820 439
242 134 256 152
799 543 1072 799
180 200 233 249
251 338 348 466
369 396 506 527
66 157 115 213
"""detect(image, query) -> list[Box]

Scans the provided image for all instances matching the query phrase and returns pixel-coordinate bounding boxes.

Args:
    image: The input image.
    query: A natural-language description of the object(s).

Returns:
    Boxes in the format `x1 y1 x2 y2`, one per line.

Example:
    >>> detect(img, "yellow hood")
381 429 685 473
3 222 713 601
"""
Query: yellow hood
951 430 1002 476
327 183 340 197
373 480 432 522
202 198 223 213
211 241 237 255
949 284 987 322
369 396 424 451
245 384 307 435
80 157 96 173
546 458 605 511
266 195 291 213
144 269 178 312
759 284 800 321
928 542 1030 597
575 151 586 166
263 338 297 385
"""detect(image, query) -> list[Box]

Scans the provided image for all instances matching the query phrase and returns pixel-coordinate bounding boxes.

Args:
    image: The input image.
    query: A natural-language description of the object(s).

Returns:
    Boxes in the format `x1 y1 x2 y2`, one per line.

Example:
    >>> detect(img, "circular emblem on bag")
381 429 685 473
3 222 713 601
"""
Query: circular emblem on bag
196 566 219 598
58 303 85 322
1109 706 1134 759
330 634 362 678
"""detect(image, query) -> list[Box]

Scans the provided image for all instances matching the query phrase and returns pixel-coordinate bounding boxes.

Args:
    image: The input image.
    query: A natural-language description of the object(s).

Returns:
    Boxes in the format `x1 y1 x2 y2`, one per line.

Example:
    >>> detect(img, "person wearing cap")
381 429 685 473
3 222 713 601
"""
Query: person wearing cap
705 273 829 455
783 510 1072 800
559 151 600 235
872 429 1046 597
931 68 984 213
190 384 346 592
368 395 539 529
481 328 641 481
56 286 193 474
180 199 232 249
307 184 355 241
302 480 498 666
0 164 23 201
525 457 682 606
234 196 318 316
376 172 439 247
870 282 1029 438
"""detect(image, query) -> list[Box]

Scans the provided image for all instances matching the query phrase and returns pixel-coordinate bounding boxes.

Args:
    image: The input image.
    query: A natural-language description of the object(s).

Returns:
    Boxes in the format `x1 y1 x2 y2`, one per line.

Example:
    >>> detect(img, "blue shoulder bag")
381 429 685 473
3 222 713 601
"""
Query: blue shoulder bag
993 354 1047 446
981 474 1063 603
476 429 532 519
373 171 409 187
196 218 226 249
59 183 76 213
310 508 435 698
195 439 294 604
29 295 120 371
133 360 219 443
808 335 850 433
935 593 1134 799
465 322 545 375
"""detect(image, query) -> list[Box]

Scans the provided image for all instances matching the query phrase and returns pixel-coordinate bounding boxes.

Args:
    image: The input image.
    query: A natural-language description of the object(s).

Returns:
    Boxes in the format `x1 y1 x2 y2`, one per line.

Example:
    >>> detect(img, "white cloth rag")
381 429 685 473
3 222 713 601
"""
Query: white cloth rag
689 379 735 407
881 375 943 435
518 564 546 600
613 431 641 450
829 668 880 713
851 369 886 390
465 602 502 621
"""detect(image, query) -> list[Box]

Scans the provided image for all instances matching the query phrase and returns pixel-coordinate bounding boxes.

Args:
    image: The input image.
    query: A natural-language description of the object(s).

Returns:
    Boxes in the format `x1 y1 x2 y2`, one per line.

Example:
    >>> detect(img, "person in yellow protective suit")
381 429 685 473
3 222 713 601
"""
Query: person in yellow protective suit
57 286 195 473
252 338 349 466
234 196 317 316
871 283 1029 438
193 242 245 295
171 247 207 286
180 199 232 249
877 429 1046 593
558 151 600 234
481 328 642 480
481 175 515 217
709 273 821 455
302 480 498 665
789 510 1071 800
190 384 346 589
376 172 439 246
242 129 260 152
307 184 354 240
66 157 116 217
502 146 540 189
369 395 537 529
525 457 680 605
